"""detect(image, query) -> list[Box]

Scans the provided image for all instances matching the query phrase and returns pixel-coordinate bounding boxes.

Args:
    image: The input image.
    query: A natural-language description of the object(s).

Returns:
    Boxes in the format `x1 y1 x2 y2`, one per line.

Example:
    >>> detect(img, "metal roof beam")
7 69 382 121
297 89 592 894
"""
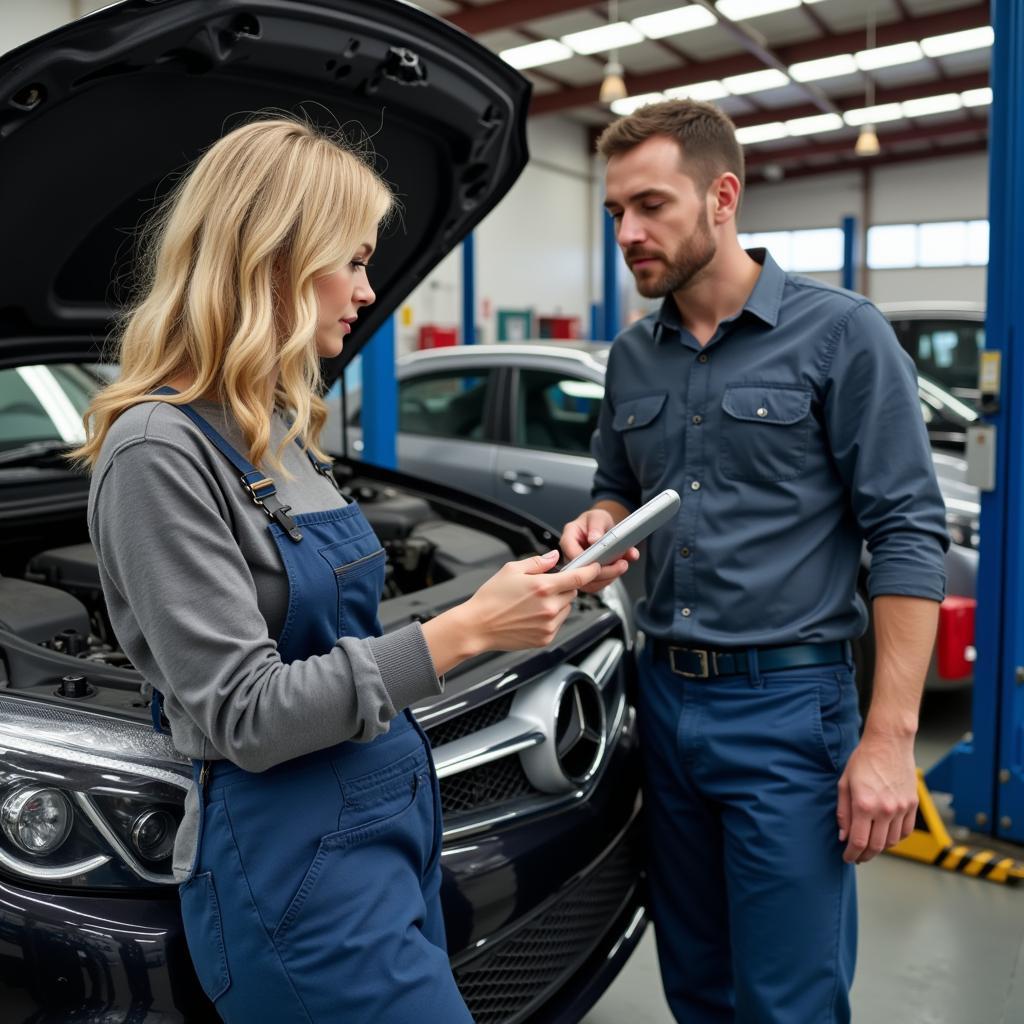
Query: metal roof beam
530 2 989 116
448 0 593 36
744 117 988 167
731 70 990 129
748 139 987 182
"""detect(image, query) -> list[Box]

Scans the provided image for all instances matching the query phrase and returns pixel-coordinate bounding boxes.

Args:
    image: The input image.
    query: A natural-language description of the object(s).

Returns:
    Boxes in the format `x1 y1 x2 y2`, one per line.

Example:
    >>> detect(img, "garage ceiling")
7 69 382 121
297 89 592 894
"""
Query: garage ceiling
415 0 991 181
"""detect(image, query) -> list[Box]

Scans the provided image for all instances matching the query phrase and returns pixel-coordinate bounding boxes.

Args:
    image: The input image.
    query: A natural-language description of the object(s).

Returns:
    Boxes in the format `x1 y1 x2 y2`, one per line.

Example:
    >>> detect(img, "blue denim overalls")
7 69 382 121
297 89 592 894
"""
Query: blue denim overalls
153 393 473 1023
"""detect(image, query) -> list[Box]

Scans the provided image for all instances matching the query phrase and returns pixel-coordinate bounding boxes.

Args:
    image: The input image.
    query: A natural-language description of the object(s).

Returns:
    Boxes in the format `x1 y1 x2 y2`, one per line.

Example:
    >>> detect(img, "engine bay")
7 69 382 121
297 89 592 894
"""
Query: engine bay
0 477 523 711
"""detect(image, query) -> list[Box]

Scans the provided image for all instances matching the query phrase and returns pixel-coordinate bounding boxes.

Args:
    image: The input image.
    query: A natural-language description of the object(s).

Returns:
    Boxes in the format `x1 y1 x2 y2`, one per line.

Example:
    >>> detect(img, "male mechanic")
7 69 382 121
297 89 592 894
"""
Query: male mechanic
560 100 948 1024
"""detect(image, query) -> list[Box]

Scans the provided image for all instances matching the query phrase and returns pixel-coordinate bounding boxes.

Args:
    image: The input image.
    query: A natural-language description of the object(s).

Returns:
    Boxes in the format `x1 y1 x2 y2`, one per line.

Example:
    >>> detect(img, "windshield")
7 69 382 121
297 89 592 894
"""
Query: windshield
0 364 108 452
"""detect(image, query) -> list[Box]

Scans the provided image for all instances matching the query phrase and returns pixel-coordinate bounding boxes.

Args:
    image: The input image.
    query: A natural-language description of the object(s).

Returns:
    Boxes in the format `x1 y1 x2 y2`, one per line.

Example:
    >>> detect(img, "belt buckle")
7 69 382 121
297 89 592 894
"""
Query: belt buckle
669 646 714 679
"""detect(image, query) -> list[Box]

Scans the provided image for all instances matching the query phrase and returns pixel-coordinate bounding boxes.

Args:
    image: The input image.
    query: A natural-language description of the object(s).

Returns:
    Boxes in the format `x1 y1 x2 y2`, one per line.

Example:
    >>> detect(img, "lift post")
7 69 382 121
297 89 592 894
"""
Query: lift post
925 0 1024 843
359 316 398 470
602 211 620 342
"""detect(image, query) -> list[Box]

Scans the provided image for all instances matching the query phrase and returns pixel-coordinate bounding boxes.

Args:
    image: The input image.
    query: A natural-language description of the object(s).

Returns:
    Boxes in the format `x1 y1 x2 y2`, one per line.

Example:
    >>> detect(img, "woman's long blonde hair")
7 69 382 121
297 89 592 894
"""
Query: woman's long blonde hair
73 115 394 470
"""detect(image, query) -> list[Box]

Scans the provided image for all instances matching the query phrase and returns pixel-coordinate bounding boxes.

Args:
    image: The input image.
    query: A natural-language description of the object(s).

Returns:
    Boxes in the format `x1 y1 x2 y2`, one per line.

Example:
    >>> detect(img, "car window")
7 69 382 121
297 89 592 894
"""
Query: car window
890 319 984 404
514 369 604 456
397 369 492 441
0 364 101 449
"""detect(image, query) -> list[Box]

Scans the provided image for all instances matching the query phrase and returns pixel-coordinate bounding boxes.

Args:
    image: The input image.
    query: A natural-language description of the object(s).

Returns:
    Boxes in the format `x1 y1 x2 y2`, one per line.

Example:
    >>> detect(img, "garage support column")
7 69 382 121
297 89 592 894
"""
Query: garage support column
841 215 857 293
602 211 620 342
926 0 1024 842
359 316 398 470
462 233 476 345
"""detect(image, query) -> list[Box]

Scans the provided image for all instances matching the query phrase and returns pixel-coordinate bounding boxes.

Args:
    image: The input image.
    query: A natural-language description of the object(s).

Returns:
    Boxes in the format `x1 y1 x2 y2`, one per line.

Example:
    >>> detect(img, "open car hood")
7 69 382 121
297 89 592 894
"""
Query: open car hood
0 0 530 386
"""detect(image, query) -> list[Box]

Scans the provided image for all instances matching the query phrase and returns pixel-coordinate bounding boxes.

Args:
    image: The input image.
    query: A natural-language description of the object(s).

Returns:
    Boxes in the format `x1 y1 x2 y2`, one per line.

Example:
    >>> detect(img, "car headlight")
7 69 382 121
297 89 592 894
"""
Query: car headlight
0 694 187 888
2 787 73 855
946 509 980 550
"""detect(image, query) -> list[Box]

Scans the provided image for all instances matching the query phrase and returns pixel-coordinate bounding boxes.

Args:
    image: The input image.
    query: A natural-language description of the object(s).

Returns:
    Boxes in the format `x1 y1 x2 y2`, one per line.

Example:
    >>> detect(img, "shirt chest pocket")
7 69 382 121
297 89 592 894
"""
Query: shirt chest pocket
720 385 813 482
613 393 668 490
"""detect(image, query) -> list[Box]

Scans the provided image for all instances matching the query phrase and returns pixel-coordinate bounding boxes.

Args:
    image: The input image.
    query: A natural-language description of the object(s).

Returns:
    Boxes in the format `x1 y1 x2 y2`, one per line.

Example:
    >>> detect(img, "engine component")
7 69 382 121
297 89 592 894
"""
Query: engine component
350 486 436 540
411 521 513 578
0 578 91 644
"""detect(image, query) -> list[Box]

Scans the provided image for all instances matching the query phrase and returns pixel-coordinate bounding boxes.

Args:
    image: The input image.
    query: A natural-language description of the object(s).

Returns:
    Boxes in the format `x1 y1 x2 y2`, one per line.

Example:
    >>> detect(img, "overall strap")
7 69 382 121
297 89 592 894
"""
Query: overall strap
150 387 304 543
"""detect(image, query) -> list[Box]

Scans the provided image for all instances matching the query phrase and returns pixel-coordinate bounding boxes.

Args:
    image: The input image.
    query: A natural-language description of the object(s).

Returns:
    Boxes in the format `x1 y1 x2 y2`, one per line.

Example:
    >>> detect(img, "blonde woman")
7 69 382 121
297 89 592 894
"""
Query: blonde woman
74 117 625 1022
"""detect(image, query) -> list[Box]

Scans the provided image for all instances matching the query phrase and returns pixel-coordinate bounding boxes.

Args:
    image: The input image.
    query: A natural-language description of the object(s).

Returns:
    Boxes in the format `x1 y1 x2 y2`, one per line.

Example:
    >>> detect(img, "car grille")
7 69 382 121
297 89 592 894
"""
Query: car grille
453 833 639 1024
438 756 535 816
425 694 514 749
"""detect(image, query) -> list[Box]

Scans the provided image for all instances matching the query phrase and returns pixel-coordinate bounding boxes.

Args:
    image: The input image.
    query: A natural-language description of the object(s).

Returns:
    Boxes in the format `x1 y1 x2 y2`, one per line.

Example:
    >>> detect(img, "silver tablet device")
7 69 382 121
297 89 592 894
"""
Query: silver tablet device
560 489 681 572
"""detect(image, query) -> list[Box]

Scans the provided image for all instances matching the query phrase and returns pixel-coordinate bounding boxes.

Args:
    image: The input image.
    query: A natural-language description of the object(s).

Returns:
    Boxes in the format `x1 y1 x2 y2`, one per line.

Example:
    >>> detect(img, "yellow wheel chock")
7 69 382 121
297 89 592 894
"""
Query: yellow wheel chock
887 769 1024 885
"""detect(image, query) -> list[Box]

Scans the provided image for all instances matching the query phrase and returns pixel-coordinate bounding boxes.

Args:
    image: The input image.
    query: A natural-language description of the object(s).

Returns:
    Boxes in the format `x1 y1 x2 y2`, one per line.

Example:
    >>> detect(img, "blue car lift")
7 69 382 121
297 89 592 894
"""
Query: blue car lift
359 315 397 470
602 210 620 342
923 0 1024 852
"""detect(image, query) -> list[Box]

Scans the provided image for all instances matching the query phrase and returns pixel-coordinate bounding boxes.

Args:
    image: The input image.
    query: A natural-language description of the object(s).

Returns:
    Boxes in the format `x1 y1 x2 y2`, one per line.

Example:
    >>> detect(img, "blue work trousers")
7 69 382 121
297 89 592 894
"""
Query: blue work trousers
637 642 861 1024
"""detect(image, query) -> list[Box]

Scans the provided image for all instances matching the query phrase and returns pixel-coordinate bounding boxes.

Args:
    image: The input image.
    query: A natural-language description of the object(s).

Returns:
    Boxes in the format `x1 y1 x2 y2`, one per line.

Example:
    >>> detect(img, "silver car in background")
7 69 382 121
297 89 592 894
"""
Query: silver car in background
335 338 979 697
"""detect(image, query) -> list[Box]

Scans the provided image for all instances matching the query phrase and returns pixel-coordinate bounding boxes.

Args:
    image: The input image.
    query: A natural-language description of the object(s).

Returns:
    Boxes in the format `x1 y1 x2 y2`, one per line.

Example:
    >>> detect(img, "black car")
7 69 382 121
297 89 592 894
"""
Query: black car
0 2 646 1021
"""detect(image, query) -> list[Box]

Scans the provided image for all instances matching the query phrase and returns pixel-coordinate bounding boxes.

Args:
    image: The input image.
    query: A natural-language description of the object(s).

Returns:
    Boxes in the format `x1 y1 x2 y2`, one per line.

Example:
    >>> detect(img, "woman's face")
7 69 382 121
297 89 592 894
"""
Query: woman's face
313 234 377 359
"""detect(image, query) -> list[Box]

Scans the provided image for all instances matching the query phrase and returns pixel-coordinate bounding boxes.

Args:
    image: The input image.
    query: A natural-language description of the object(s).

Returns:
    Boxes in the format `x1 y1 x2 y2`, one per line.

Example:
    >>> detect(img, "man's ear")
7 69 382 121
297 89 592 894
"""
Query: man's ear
710 172 742 224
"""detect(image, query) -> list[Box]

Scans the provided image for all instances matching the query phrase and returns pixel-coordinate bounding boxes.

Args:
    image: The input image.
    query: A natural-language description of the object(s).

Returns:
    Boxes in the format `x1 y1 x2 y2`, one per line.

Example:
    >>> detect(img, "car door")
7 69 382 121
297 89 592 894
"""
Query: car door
391 365 500 502
495 365 603 529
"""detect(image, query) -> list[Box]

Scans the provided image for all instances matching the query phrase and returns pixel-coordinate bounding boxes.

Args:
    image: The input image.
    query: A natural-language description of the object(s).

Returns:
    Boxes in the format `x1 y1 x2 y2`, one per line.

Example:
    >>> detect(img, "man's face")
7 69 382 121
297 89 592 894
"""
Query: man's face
604 135 717 299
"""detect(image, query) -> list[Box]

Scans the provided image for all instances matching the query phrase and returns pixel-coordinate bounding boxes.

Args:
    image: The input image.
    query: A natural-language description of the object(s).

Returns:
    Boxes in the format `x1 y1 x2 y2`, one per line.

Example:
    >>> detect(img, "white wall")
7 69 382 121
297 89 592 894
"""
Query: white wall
741 153 989 305
399 116 596 353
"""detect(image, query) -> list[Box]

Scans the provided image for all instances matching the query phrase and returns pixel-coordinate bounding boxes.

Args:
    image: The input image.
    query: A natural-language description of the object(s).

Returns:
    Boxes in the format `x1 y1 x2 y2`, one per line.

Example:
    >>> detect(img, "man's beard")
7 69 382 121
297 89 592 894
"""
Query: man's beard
628 212 716 299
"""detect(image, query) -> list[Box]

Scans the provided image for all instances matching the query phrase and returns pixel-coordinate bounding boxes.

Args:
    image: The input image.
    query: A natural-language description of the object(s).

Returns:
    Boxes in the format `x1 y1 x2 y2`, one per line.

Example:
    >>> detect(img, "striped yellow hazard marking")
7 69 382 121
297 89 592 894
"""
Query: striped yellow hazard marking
887 771 1024 885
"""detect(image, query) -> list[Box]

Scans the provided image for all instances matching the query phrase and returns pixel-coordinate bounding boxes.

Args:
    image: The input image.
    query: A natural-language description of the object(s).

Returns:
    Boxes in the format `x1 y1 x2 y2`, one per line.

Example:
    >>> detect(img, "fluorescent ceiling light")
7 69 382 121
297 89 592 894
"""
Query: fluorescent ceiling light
961 87 993 107
855 42 924 70
921 26 995 58
562 22 644 55
611 92 667 116
722 68 790 94
665 79 731 101
500 39 574 70
633 6 718 39
788 54 858 82
786 112 845 136
843 103 904 126
735 122 789 144
901 93 963 117
717 0 801 19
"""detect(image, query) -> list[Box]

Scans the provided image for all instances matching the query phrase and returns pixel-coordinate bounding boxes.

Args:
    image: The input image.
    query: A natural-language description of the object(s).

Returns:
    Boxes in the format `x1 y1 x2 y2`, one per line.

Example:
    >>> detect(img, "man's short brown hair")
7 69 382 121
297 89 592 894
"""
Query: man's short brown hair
597 99 744 193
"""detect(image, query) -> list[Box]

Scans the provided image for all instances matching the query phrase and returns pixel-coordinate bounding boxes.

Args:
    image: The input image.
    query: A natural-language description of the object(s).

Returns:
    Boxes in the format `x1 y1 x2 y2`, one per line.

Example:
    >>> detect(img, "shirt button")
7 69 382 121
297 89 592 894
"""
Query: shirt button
690 481 701 491
627 414 636 425
681 608 692 617
680 547 691 558
691 415 703 425
757 407 768 418
698 354 709 364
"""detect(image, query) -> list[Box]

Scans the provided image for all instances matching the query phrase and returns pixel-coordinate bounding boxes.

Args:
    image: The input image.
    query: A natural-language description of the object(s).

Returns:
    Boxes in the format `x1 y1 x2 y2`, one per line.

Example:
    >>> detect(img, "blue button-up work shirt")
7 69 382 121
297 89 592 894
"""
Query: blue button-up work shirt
591 249 949 646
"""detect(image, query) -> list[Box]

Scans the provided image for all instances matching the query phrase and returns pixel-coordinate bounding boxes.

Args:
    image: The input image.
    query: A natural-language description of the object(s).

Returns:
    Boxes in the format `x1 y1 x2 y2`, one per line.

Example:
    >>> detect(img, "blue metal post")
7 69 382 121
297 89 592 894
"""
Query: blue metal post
462 233 476 345
590 302 602 342
926 0 1024 841
602 211 620 341
359 316 397 470
841 215 857 292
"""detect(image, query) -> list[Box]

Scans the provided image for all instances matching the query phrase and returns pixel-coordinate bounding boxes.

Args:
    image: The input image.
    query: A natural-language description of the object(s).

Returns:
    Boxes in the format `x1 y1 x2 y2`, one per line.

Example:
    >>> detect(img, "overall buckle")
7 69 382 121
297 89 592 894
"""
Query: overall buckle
668 647 716 679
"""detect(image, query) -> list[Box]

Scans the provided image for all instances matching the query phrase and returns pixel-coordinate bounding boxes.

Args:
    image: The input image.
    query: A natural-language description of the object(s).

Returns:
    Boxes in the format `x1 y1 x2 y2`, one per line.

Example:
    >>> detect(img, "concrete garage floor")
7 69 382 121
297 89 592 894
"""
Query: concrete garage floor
583 688 1024 1024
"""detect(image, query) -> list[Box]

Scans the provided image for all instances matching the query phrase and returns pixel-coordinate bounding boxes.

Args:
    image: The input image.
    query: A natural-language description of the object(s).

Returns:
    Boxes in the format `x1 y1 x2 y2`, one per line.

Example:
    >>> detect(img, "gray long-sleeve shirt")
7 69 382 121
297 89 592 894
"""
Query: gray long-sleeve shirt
591 248 949 646
89 398 443 768
89 399 443 876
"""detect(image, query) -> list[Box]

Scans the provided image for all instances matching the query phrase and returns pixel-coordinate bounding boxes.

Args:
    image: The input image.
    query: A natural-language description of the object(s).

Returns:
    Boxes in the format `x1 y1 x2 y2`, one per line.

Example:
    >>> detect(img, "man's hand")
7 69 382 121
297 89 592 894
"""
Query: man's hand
559 503 639 594
836 729 917 864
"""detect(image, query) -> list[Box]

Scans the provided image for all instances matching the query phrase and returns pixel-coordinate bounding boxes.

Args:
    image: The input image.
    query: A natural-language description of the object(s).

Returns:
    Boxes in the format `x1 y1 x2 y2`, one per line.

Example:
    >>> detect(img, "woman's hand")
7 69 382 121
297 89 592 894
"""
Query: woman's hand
421 551 604 676
559 507 638 595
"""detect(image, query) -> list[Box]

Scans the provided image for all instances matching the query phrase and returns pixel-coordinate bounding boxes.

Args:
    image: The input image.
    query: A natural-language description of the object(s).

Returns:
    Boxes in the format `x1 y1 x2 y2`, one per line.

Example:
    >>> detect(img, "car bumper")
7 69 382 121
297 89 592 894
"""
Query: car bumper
0 721 645 1023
